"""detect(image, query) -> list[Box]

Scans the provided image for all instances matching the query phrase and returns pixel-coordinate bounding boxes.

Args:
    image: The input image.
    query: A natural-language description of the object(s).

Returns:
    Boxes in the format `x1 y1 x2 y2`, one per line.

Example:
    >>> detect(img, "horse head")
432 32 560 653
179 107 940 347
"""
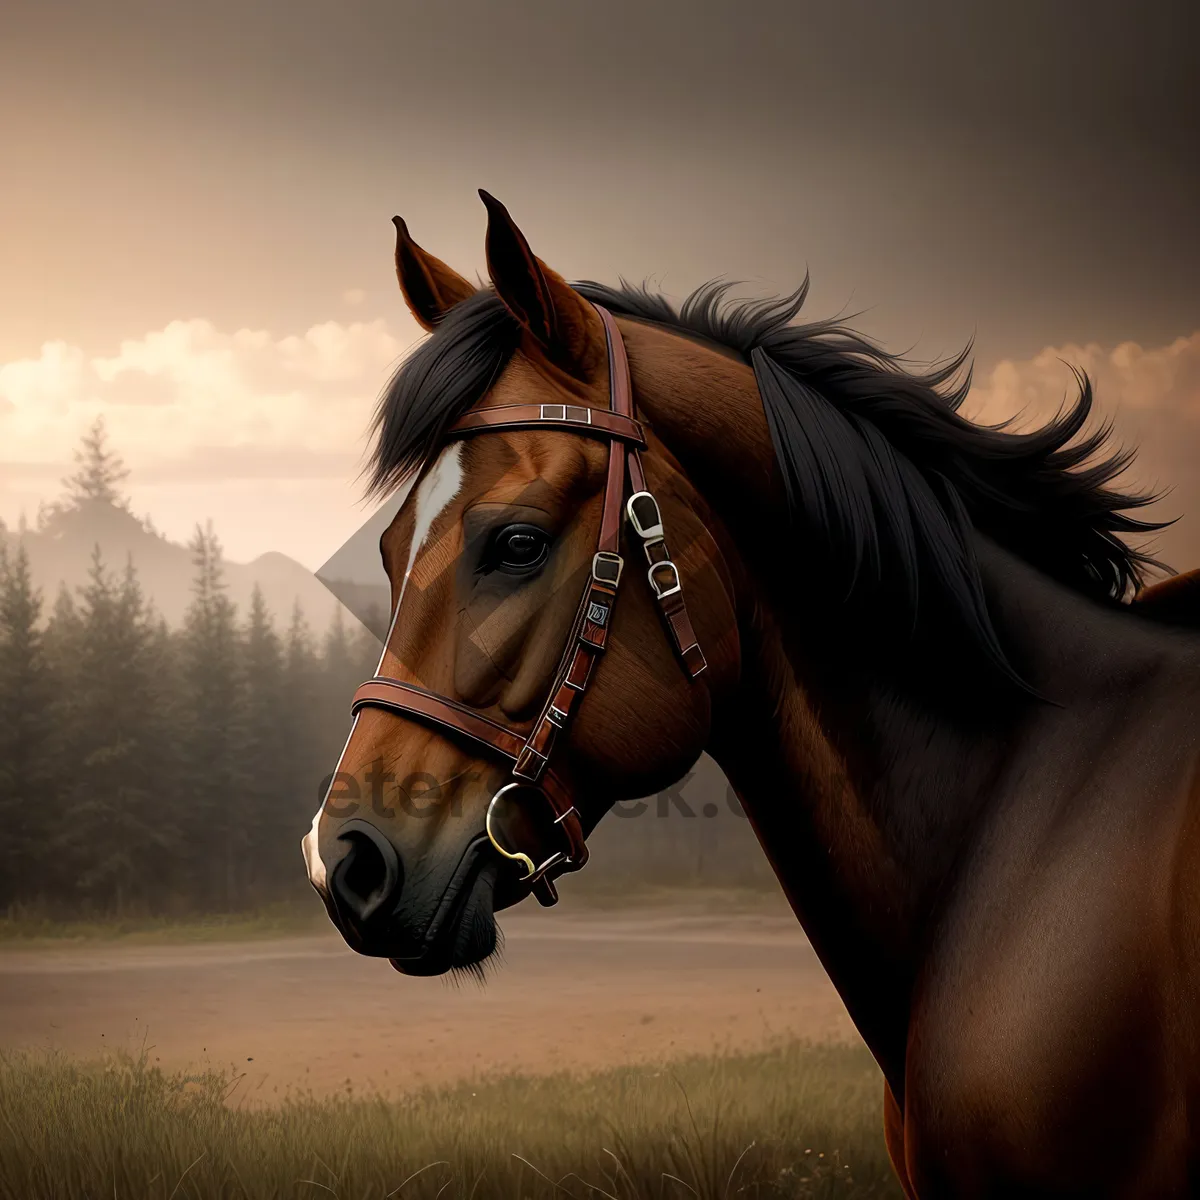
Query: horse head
302 193 740 974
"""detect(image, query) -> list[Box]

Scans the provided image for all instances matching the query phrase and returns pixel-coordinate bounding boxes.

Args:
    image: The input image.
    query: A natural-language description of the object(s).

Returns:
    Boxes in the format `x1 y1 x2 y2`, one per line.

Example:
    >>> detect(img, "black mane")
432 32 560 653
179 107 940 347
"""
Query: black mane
367 279 1167 685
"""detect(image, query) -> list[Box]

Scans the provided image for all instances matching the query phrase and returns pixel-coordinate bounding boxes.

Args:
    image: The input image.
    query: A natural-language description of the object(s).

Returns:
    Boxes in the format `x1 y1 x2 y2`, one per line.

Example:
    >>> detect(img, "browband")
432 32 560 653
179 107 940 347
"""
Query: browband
446 404 646 445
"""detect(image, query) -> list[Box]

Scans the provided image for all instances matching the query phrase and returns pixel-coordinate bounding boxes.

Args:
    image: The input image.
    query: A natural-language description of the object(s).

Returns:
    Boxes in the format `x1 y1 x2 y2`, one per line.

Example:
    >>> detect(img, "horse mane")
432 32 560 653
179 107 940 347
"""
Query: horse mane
367 279 1169 687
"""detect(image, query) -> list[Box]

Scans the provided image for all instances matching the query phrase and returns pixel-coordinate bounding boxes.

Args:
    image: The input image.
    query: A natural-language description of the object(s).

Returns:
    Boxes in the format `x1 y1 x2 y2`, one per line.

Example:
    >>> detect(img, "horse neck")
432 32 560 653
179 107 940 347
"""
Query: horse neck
623 319 1171 1078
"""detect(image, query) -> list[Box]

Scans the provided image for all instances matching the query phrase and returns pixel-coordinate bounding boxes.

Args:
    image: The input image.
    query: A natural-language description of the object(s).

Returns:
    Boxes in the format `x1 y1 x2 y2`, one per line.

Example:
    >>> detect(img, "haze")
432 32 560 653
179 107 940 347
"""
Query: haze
2 0 1197 570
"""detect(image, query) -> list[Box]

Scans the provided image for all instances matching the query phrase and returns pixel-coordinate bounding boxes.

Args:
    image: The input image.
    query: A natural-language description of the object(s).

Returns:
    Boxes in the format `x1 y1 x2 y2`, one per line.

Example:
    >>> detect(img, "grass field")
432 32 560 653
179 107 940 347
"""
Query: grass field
0 1040 902 1200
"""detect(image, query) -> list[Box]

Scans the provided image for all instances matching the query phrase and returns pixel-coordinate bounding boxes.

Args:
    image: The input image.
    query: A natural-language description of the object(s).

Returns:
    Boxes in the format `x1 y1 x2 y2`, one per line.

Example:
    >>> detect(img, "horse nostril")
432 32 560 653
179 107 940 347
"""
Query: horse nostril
329 820 403 926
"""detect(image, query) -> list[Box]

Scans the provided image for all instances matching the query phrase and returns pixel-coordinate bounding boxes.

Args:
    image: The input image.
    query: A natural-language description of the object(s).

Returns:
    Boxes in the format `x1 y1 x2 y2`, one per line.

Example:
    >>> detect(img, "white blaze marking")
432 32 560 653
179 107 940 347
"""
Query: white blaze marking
393 442 465 651
303 445 465 892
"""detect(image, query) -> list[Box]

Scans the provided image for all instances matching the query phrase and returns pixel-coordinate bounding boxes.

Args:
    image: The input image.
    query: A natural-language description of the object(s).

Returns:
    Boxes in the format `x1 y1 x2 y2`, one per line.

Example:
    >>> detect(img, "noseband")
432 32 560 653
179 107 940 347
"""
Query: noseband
350 305 706 906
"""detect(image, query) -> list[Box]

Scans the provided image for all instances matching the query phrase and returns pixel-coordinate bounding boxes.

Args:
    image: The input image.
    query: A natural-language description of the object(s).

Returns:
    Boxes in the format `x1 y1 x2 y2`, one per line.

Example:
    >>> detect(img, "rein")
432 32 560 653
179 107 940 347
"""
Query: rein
350 305 707 906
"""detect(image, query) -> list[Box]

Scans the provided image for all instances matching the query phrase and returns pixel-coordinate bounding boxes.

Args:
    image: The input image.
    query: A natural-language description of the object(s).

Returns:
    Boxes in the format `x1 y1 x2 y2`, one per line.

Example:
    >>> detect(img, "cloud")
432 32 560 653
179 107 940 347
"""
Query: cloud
0 316 418 565
4 315 1199 571
964 330 1200 570
965 331 1200 430
0 317 413 484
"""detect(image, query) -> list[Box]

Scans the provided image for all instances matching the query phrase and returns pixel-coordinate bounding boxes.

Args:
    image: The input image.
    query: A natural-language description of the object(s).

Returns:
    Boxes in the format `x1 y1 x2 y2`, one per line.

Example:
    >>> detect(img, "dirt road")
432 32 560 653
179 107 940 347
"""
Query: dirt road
0 908 855 1104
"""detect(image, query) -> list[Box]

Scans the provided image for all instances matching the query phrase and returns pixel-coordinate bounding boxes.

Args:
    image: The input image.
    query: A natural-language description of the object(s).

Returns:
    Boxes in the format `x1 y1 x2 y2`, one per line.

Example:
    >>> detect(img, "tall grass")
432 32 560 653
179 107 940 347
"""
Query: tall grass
0 1041 902 1200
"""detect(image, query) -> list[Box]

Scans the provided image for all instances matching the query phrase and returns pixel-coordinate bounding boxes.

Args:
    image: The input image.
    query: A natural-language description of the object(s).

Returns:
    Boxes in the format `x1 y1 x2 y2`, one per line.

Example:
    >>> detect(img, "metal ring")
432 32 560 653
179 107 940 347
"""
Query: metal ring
486 784 537 880
485 782 571 883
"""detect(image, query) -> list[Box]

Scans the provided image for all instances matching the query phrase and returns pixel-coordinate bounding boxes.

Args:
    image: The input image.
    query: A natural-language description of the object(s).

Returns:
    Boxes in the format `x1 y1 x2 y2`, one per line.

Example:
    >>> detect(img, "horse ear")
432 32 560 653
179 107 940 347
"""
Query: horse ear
478 190 602 375
392 216 476 332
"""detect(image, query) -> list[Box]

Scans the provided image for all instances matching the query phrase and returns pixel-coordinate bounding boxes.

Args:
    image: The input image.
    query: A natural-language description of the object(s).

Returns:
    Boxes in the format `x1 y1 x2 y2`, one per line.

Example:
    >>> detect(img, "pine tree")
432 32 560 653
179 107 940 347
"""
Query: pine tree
280 602 327 850
42 585 83 716
180 523 245 910
62 417 130 509
40 584 83 902
319 606 375 770
0 543 56 909
239 586 291 901
55 549 164 913
322 605 362 714
138 607 185 909
351 615 384 681
117 567 180 905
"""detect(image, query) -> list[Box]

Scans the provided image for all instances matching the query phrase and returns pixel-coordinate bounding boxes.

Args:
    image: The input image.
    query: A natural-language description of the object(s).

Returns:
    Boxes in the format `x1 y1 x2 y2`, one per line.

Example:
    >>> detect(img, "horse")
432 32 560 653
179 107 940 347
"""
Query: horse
302 191 1200 1198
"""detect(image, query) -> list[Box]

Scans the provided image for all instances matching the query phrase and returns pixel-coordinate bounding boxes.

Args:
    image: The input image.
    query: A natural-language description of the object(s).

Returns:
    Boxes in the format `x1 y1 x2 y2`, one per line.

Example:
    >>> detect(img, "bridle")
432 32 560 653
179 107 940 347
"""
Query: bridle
349 305 706 907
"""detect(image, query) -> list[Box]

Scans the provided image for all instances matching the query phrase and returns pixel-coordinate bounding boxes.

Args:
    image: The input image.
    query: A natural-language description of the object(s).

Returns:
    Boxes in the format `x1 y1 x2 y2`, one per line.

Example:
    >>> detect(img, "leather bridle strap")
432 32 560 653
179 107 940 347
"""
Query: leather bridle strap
444 404 646 446
599 305 707 679
349 678 587 868
349 302 704 905
352 678 526 760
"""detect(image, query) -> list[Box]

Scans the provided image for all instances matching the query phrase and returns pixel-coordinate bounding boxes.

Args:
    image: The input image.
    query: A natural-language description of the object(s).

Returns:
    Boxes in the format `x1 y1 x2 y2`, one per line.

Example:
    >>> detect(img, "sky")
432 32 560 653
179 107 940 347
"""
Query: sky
1 0 1197 570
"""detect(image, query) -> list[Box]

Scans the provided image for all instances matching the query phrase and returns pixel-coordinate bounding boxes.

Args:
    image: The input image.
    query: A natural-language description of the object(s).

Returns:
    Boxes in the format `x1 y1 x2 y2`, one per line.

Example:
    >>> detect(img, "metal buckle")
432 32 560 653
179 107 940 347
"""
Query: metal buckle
626 491 664 541
540 404 593 425
592 551 624 586
648 560 682 599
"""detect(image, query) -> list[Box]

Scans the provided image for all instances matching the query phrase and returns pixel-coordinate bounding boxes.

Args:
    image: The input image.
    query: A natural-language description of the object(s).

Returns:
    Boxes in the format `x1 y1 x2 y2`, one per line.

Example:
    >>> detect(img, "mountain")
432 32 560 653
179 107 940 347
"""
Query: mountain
2 499 347 632
315 489 403 641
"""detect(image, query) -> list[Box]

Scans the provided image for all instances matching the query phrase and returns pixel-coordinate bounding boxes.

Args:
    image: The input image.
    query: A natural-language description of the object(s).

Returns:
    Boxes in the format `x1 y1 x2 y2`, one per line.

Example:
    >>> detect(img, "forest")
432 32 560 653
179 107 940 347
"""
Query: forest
0 428 771 920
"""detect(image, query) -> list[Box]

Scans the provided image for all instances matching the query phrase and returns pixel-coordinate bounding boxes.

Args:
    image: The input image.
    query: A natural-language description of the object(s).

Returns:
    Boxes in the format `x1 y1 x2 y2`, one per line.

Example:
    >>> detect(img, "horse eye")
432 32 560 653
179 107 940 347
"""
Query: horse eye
489 524 550 573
